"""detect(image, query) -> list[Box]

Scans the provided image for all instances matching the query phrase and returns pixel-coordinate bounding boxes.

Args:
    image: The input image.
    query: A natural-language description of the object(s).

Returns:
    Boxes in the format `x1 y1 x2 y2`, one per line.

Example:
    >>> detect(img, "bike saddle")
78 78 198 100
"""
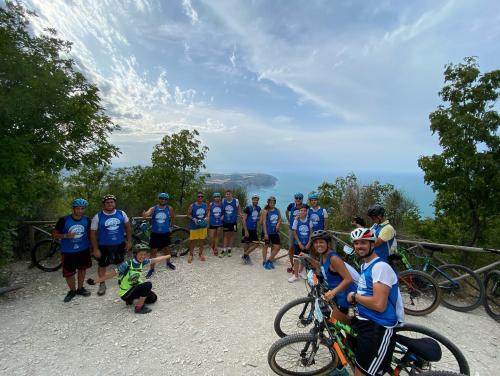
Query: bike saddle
394 335 442 362
421 244 443 252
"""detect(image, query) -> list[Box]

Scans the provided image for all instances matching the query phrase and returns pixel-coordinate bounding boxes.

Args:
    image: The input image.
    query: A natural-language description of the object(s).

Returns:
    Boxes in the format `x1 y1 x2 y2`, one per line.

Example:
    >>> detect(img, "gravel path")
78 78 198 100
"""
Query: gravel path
0 249 498 376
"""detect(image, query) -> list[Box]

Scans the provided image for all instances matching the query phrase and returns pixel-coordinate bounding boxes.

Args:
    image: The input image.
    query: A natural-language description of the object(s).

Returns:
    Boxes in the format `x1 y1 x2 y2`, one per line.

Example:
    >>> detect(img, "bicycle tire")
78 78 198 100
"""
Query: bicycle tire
394 323 470 375
431 264 484 312
274 296 315 338
398 270 442 316
416 372 468 376
483 270 500 322
31 239 62 272
170 228 189 257
268 333 338 376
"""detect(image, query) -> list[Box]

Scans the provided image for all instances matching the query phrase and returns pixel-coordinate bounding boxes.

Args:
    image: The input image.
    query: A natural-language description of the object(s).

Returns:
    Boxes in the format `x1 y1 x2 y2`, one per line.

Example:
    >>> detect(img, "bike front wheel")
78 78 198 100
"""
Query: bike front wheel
398 270 442 316
431 264 484 312
274 296 315 338
31 239 61 272
268 333 338 376
483 270 500 322
393 323 470 375
170 228 189 257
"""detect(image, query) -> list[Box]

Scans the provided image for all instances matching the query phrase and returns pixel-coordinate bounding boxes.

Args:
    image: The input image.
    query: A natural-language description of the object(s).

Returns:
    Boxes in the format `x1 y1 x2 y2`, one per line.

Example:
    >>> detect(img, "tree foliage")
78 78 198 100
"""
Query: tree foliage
418 57 500 246
317 173 419 234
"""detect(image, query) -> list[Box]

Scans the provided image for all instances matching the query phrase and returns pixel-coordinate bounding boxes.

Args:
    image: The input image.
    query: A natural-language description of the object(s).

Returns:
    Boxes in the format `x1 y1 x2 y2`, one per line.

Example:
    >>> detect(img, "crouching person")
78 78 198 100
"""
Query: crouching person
87 245 170 314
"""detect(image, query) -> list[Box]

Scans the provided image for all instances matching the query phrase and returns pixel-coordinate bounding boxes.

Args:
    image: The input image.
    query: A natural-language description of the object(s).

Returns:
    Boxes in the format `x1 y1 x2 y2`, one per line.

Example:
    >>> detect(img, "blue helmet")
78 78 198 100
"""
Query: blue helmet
72 198 88 208
158 192 169 199
294 192 304 200
308 192 319 200
213 192 221 197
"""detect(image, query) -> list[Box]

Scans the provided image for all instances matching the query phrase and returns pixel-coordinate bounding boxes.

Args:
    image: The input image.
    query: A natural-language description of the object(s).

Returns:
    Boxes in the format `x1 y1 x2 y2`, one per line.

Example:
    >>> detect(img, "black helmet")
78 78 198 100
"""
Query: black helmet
367 204 385 217
102 194 117 203
311 230 331 242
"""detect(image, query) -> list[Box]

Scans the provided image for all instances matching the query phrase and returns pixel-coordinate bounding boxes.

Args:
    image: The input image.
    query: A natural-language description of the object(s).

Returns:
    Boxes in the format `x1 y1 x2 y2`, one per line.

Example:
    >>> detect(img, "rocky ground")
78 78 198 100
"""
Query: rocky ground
0 248 498 376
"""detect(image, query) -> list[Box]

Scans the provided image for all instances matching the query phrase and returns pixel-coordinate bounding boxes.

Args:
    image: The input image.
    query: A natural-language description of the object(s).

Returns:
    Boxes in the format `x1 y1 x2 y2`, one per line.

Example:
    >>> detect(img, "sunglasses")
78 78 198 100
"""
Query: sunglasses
197 195 204 198
294 197 303 200
159 198 167 200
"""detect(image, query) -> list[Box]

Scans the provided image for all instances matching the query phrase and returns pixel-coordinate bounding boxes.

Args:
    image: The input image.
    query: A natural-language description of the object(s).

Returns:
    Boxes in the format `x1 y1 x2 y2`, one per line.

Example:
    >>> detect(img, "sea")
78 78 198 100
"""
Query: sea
249 170 435 219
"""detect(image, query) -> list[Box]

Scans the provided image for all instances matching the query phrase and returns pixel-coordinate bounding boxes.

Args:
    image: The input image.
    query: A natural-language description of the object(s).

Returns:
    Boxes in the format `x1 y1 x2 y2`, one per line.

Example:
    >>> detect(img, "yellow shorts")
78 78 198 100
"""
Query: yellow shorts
189 228 208 240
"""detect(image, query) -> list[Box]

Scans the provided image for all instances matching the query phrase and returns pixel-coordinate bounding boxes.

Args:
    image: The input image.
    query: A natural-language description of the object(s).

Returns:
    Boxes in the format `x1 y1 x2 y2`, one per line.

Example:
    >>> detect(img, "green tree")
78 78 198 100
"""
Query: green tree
418 57 500 246
150 129 208 209
0 3 119 260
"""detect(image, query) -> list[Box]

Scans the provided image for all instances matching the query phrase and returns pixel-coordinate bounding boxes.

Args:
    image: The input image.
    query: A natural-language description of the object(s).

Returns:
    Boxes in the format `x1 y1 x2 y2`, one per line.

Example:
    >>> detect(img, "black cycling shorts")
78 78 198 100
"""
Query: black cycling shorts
348 318 396 376
121 282 157 304
265 233 281 246
242 229 259 243
209 224 222 230
96 243 126 267
223 222 237 232
61 249 91 278
149 232 171 249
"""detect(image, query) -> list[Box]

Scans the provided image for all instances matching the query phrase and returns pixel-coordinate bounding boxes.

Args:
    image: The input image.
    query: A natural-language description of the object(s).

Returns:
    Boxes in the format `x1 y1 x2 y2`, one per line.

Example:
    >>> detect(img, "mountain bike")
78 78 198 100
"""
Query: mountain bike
483 269 500 322
31 225 61 272
131 218 189 257
338 238 442 316
390 244 484 312
268 296 470 375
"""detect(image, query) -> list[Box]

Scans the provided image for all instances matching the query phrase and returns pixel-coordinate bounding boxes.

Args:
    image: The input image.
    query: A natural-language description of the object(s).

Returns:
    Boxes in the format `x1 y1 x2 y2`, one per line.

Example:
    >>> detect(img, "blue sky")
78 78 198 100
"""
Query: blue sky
22 0 500 173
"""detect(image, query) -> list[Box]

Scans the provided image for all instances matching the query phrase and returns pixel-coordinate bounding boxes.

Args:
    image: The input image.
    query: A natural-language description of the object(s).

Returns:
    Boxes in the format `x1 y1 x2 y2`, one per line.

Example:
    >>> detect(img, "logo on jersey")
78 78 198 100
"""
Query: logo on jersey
212 207 222 217
104 217 121 231
195 207 206 219
310 213 320 225
68 224 85 239
225 205 234 215
251 210 259 221
358 274 367 291
155 211 167 223
298 224 309 237
270 214 279 224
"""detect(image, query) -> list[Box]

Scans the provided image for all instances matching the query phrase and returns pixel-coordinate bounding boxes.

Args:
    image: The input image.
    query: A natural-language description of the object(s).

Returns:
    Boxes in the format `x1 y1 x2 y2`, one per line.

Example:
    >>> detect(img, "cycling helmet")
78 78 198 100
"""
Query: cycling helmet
102 194 116 203
158 192 169 199
308 192 319 200
311 230 331 242
267 196 277 202
350 228 376 242
132 242 149 254
294 192 304 200
367 204 385 217
213 192 221 197
251 194 260 199
72 198 88 208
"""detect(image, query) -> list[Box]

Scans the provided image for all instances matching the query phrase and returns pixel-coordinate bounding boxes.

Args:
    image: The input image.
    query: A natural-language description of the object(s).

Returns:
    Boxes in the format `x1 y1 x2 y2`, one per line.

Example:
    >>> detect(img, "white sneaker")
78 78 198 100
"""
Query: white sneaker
299 271 307 280
288 275 299 283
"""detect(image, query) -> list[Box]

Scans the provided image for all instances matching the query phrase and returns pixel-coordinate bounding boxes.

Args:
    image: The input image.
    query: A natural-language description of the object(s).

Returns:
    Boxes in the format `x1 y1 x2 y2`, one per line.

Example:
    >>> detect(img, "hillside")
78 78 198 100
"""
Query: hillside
203 173 277 189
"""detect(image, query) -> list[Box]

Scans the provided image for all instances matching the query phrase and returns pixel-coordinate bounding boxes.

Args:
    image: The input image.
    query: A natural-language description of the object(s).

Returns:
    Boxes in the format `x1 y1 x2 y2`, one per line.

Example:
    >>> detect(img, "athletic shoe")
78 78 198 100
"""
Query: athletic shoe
264 260 273 270
242 255 250 265
262 261 267 268
286 267 293 273
299 270 307 280
227 249 232 257
97 282 106 296
63 290 76 303
328 367 349 376
288 275 300 283
269 261 275 269
166 261 176 270
75 287 91 297
146 269 155 279
134 305 152 314
219 250 225 258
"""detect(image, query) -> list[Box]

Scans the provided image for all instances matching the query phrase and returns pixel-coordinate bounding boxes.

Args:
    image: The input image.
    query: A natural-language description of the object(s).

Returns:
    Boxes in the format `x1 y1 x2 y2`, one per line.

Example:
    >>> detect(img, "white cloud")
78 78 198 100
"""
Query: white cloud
182 0 199 24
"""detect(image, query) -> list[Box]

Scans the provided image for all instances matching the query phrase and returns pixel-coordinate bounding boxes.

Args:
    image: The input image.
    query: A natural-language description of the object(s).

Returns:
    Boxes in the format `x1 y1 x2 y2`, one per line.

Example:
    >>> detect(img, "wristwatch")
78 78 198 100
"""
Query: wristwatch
352 292 357 303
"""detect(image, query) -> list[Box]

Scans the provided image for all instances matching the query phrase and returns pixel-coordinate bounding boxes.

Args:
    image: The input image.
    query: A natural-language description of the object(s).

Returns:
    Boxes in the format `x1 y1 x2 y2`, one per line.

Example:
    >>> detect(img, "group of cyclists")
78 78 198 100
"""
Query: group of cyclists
54 188 401 375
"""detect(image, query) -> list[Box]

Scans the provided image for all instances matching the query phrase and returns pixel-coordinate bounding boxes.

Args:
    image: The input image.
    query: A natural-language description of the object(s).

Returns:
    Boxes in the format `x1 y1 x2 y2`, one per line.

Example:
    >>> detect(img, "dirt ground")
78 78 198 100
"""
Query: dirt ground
0 249 498 376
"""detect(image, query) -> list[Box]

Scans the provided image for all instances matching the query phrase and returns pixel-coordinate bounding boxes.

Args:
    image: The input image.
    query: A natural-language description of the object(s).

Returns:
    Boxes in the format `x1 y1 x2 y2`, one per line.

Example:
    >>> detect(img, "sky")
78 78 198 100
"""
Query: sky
19 0 500 173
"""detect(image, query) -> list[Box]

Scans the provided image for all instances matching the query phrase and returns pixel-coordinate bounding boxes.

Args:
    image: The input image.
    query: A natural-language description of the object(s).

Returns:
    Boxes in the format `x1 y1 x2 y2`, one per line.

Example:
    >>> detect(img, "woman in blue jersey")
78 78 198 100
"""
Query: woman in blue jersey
262 196 282 269
300 230 359 323
53 198 92 302
208 192 223 256
289 207 313 282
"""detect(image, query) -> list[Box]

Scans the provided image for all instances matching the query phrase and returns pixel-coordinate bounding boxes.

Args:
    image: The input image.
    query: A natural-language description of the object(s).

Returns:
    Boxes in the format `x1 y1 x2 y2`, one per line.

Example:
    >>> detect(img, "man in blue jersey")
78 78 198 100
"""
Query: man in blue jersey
142 192 176 278
221 189 241 257
208 192 223 256
367 205 396 262
53 198 92 302
241 194 262 264
285 193 309 273
347 228 404 376
307 192 329 231
187 191 209 263
90 195 132 296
